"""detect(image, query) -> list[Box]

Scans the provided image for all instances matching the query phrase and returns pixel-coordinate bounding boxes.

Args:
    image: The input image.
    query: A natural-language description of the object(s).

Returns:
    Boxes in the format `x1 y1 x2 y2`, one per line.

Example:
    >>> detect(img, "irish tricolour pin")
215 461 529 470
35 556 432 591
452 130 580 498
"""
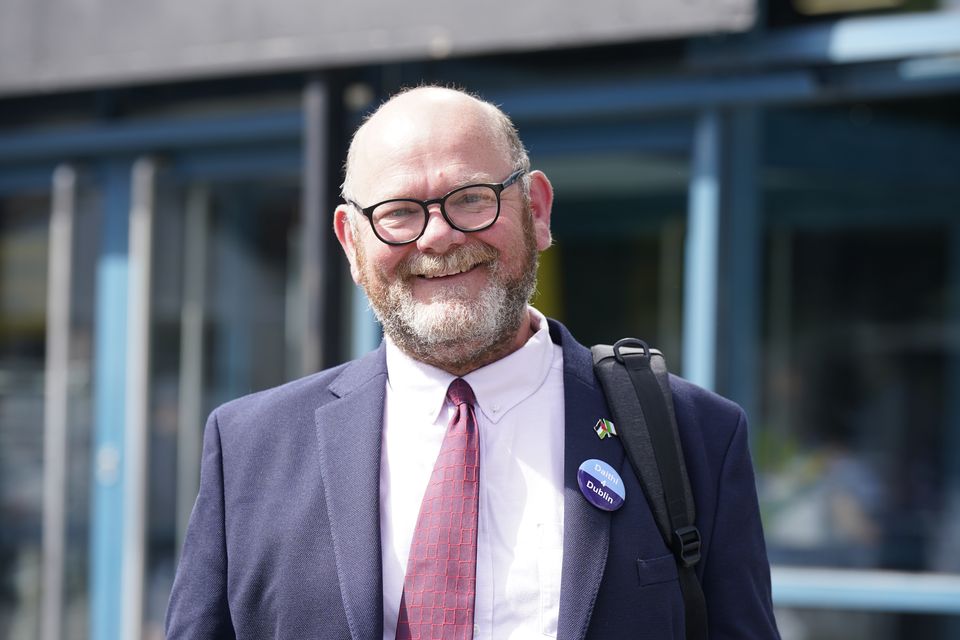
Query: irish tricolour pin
577 459 626 511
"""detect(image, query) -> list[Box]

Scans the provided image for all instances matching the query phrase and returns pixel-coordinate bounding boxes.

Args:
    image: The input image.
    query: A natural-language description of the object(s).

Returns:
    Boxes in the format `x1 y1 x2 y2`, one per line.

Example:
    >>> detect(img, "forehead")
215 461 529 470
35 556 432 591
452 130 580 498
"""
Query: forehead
350 92 512 199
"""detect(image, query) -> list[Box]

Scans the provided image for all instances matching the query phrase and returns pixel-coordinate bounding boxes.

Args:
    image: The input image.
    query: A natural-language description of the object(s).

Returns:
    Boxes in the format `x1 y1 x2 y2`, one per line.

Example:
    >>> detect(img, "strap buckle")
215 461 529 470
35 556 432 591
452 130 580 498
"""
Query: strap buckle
672 525 702 568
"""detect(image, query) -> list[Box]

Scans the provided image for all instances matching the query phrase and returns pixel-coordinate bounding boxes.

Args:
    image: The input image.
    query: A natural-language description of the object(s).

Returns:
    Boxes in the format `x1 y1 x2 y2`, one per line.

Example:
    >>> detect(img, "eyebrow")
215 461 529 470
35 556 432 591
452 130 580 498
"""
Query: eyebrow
446 172 498 191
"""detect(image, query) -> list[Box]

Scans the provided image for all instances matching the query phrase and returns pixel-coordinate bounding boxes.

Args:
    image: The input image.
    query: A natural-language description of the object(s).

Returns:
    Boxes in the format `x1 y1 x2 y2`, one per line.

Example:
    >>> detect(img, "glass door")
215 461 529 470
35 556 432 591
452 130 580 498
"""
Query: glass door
752 95 960 638
527 116 693 362
0 187 52 640
143 156 303 638
0 169 99 640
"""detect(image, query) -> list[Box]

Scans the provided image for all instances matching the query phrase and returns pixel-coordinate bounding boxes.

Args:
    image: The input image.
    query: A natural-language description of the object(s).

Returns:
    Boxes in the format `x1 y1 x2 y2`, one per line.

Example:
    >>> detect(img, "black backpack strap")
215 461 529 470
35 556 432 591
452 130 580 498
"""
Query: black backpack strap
592 338 707 640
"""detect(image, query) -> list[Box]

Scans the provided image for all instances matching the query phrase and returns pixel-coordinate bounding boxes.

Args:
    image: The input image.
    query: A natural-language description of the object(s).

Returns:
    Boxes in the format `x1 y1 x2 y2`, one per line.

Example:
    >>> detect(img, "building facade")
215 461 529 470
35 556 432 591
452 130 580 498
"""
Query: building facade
1 0 959 638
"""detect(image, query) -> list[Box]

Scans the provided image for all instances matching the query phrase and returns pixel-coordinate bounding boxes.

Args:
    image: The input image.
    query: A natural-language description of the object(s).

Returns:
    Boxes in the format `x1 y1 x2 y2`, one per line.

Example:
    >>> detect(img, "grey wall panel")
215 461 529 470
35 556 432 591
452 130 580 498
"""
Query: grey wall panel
0 0 755 95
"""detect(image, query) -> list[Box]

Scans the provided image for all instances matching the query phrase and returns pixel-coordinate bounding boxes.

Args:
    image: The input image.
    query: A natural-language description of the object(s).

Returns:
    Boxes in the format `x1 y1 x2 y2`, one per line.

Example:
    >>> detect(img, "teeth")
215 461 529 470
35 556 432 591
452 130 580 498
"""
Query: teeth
422 265 473 279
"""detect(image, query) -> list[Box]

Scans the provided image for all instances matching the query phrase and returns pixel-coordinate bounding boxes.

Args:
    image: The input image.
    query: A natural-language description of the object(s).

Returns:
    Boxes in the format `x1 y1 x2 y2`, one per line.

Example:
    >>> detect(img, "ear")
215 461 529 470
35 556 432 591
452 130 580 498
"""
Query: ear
527 170 554 251
333 205 362 285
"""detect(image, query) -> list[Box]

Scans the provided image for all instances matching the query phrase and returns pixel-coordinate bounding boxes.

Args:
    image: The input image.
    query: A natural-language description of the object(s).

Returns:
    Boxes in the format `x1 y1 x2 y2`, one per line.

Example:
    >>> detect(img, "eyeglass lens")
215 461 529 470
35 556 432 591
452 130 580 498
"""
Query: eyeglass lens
371 184 499 243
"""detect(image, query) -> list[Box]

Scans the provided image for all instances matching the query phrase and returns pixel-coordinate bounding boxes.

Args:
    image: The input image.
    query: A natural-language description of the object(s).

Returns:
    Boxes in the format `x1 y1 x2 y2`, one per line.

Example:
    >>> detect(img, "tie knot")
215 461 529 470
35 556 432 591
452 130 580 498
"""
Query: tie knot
446 378 476 408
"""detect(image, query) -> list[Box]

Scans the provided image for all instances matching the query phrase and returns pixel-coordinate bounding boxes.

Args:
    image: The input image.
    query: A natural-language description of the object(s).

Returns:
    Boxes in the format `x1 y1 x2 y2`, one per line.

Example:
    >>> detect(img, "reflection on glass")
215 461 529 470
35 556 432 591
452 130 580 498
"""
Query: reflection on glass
0 182 96 640
534 152 688 356
756 98 960 580
761 230 949 569
0 190 50 639
144 175 301 638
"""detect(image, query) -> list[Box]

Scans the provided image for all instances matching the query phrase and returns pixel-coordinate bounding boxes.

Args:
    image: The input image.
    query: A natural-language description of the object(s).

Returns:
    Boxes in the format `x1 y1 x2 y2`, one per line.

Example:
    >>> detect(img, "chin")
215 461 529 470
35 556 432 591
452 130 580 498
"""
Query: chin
380 287 528 372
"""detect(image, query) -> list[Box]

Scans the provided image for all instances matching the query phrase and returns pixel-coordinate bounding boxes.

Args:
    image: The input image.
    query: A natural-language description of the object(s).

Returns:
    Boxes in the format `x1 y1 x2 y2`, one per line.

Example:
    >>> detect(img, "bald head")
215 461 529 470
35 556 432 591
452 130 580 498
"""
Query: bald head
341 86 529 204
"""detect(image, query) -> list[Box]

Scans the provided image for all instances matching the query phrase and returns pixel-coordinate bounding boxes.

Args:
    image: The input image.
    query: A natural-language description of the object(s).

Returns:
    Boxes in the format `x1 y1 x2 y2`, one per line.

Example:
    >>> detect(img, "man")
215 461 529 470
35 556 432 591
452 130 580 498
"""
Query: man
167 86 780 639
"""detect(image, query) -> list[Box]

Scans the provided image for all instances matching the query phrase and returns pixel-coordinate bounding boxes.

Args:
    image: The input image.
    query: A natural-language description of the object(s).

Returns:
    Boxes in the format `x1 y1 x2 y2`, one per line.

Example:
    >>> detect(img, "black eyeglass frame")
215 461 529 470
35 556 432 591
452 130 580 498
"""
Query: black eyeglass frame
345 168 526 245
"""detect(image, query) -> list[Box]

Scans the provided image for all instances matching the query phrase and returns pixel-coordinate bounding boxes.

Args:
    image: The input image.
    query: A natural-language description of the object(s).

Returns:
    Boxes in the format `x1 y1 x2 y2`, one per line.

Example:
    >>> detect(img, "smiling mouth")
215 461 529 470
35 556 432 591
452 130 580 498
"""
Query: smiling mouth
418 263 481 279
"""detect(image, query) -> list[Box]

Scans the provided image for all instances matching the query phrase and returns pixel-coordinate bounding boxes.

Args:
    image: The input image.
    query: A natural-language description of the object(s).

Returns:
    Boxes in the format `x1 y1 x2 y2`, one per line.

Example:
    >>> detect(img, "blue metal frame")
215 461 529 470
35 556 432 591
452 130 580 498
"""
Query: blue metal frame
682 110 721 390
0 165 58 193
689 11 960 70
520 119 691 157
90 160 130 640
772 567 960 614
168 146 301 182
0 110 302 162
486 73 819 120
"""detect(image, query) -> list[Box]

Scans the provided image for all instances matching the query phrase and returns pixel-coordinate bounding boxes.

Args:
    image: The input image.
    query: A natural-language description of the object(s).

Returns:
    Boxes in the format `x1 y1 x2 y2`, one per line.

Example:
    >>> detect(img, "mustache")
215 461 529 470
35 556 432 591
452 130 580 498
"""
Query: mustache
397 243 499 279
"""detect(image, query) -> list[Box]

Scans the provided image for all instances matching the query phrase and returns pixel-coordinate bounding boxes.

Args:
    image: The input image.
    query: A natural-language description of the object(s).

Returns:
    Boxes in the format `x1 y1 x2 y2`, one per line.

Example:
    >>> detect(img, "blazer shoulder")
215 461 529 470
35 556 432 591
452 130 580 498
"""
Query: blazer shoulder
668 373 746 454
669 374 744 423
211 345 386 435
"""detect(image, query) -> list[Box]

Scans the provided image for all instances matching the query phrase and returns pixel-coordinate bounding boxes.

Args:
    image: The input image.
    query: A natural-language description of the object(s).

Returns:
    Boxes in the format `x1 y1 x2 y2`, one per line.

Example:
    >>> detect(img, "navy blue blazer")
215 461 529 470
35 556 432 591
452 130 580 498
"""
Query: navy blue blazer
166 320 780 639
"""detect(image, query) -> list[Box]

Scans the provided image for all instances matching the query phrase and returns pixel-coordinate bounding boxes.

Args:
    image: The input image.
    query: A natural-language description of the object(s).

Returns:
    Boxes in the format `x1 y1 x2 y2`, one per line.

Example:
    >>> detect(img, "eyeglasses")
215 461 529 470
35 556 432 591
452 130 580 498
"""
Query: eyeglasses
345 169 526 245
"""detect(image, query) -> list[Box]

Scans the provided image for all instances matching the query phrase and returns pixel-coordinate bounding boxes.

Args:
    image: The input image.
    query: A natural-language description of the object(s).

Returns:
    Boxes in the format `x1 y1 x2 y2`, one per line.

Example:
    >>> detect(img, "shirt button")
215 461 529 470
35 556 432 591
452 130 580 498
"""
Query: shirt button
491 404 500 413
474 624 480 635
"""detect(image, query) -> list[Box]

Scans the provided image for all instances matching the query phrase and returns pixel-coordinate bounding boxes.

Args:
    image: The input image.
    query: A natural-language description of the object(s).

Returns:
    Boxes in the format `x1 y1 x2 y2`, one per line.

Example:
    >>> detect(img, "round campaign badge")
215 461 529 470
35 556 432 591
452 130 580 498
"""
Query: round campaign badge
577 459 625 511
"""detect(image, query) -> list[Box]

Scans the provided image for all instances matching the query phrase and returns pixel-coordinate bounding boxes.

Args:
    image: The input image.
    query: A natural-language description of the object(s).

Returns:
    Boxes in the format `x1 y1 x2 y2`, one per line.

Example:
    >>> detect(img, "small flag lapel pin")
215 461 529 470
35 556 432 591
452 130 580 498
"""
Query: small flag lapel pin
594 418 618 439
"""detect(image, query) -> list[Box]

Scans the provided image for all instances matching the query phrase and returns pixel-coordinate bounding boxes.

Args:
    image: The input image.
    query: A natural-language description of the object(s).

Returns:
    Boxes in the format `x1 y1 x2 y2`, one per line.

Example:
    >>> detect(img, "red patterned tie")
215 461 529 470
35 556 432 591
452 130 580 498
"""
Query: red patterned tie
396 378 480 640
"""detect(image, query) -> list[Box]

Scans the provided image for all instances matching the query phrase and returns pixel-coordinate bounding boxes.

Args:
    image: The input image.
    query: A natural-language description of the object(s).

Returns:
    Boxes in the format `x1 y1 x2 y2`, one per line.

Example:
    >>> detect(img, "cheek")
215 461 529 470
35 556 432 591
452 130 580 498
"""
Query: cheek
495 218 537 268
358 242 408 282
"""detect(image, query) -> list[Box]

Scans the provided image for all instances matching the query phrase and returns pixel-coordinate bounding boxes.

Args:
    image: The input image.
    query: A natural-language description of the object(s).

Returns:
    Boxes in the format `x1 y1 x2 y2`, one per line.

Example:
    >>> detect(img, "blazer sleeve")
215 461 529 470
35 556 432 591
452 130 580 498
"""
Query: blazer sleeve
701 408 781 639
165 410 236 639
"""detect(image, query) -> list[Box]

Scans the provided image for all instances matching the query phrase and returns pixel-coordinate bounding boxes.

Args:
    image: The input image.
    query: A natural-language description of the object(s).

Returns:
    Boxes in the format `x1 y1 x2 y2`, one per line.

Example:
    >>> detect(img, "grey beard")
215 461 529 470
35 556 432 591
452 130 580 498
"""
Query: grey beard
377 268 535 373
367 247 538 373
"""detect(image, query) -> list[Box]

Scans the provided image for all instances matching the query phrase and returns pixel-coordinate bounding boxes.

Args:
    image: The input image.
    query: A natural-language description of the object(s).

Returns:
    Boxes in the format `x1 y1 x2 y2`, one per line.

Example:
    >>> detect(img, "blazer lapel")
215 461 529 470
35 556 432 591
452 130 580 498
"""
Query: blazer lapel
552 321 625 640
315 346 388 640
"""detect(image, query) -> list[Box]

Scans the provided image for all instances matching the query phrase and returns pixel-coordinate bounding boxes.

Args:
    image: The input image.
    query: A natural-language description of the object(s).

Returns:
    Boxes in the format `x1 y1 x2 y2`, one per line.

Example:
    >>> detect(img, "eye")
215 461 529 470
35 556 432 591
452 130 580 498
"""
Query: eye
373 202 422 226
449 187 497 210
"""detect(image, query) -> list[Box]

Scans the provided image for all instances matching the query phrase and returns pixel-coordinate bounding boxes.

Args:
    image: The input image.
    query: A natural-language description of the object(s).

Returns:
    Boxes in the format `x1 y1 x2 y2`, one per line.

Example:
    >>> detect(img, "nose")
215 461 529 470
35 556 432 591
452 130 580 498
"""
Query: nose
415 204 466 254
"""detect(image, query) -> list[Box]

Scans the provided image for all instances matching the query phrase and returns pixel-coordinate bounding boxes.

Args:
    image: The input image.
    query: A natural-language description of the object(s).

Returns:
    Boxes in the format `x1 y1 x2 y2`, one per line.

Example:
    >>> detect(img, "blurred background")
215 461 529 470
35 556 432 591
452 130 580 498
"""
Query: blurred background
1 0 959 638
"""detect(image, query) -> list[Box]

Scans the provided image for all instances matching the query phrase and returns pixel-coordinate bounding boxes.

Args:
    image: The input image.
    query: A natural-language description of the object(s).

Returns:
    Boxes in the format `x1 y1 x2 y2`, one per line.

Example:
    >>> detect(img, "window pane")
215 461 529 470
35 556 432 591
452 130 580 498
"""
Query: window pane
0 182 97 640
144 173 302 638
0 190 49 640
534 149 688 357
756 97 960 578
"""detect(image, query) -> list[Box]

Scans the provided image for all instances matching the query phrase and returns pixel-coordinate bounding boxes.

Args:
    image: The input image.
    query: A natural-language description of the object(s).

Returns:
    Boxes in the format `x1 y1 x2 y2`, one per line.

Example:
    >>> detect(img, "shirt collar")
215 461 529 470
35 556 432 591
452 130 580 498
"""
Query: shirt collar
384 306 557 424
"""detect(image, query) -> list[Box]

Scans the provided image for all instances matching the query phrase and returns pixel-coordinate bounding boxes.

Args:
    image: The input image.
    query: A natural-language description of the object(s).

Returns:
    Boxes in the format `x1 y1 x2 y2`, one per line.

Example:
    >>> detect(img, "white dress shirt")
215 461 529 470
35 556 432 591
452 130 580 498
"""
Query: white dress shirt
380 307 566 640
